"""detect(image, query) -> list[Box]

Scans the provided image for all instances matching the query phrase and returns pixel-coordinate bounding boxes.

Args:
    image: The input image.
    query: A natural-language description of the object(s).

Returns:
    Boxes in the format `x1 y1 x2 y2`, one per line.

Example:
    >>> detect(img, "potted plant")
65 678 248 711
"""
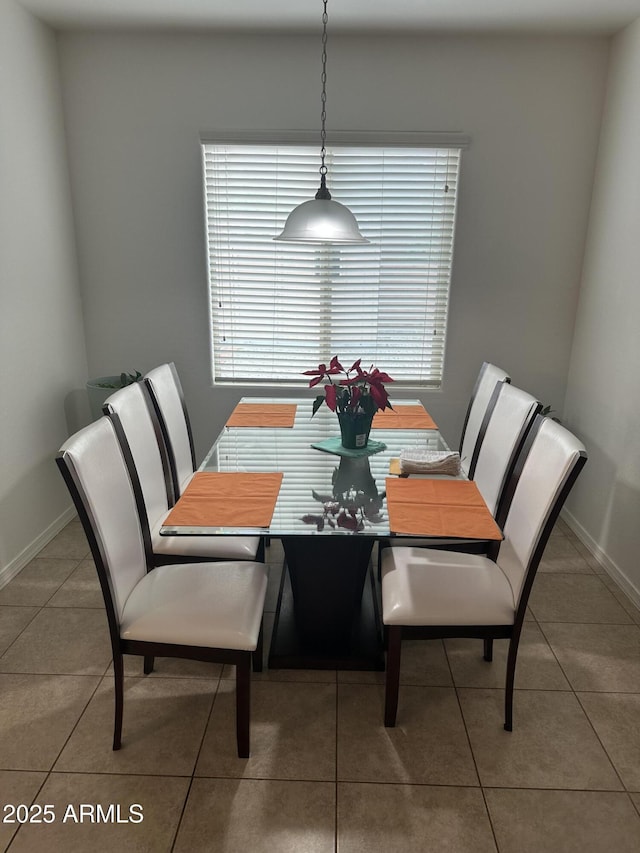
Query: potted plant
86 371 142 420
303 356 393 449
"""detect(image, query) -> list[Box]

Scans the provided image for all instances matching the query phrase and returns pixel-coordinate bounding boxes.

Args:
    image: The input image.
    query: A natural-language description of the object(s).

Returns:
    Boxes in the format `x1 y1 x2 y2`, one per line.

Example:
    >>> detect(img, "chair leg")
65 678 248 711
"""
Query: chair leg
143 655 155 674
253 621 264 673
384 626 402 727
504 634 521 731
257 537 266 562
236 654 251 758
483 638 493 662
113 653 124 750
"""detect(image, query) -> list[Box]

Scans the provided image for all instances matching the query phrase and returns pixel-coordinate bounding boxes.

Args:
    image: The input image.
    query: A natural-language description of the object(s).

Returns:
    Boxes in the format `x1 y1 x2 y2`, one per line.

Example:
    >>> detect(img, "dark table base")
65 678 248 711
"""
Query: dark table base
268 537 385 671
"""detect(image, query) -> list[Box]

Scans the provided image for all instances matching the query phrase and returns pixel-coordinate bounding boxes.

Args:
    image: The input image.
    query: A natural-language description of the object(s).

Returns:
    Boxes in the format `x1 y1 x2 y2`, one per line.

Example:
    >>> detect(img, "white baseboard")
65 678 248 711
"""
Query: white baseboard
561 508 640 610
0 506 77 590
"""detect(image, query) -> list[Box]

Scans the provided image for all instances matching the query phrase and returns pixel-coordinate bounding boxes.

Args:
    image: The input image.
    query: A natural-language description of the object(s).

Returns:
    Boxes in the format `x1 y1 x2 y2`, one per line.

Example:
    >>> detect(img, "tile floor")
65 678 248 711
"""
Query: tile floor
1 519 640 852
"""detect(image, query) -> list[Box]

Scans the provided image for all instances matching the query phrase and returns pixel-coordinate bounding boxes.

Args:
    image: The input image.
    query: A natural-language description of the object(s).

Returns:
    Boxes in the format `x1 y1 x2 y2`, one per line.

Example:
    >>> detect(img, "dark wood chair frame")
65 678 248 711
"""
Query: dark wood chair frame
383 415 587 732
56 426 263 758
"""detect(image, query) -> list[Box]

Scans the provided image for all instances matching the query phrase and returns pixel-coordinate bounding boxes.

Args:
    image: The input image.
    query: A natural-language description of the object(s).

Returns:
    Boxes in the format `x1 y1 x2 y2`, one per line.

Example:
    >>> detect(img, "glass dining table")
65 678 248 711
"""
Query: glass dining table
160 397 468 671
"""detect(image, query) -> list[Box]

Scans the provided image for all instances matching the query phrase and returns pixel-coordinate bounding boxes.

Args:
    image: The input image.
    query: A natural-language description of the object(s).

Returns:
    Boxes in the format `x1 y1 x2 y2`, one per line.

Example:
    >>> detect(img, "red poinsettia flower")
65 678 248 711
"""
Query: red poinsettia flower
302 357 344 388
304 355 393 417
324 383 338 412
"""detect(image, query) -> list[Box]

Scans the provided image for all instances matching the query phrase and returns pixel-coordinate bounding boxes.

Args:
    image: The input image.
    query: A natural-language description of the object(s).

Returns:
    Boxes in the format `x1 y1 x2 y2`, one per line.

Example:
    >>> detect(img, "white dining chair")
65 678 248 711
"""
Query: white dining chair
381 415 587 731
459 361 510 475
57 417 267 757
143 362 197 500
103 381 262 563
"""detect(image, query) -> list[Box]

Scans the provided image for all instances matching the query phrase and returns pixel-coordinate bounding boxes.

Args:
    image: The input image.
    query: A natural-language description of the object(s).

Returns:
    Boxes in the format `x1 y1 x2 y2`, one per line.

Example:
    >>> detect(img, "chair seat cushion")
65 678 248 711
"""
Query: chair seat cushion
151 517 260 560
381 546 515 626
120 561 268 650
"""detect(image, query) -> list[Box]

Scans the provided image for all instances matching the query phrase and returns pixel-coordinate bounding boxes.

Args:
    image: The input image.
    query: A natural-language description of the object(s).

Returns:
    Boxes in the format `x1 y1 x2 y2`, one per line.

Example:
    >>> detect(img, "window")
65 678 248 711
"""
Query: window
202 133 465 387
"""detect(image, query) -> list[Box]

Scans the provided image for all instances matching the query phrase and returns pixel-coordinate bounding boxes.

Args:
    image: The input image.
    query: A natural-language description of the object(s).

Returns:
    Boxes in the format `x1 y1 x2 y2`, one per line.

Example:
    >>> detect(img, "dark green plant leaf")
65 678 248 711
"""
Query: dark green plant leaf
312 394 325 417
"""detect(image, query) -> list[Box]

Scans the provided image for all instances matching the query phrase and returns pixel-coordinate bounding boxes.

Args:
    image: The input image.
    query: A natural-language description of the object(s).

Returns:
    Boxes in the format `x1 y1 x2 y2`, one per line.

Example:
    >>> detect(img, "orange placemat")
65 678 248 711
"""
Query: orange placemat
226 403 297 428
385 478 502 540
164 472 283 528
373 405 437 430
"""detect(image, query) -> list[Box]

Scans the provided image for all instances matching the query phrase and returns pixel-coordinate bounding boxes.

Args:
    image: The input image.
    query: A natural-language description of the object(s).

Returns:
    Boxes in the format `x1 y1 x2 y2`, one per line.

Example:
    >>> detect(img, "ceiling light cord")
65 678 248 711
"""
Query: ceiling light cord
316 0 331 200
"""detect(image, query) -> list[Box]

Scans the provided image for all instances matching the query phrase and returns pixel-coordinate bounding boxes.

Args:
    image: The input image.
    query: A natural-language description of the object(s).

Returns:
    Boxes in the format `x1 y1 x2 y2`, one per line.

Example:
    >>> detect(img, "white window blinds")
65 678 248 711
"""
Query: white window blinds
202 138 463 387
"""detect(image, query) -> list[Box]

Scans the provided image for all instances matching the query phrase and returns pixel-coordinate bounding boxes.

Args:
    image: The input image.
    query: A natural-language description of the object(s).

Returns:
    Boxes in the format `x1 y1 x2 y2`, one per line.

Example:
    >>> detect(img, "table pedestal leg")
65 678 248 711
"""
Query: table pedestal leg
268 537 384 671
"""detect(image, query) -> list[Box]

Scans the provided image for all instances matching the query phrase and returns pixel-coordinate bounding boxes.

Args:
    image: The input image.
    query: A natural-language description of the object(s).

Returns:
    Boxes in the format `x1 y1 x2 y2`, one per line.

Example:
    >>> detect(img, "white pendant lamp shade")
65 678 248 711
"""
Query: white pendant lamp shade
275 198 369 244
274 0 368 245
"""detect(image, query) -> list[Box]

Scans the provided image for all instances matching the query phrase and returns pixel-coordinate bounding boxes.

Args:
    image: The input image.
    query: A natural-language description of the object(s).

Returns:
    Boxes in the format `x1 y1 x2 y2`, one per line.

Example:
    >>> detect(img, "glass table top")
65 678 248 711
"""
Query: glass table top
160 397 450 538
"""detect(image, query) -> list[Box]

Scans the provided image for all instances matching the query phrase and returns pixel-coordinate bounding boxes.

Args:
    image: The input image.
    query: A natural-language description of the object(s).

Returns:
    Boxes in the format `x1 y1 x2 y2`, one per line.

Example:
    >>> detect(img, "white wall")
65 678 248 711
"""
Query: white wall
57 31 607 459
0 0 87 581
563 18 640 604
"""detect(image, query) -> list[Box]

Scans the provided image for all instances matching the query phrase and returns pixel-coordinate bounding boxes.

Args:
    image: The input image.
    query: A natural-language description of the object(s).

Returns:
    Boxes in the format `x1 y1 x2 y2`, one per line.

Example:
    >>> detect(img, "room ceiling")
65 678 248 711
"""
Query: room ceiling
17 0 640 35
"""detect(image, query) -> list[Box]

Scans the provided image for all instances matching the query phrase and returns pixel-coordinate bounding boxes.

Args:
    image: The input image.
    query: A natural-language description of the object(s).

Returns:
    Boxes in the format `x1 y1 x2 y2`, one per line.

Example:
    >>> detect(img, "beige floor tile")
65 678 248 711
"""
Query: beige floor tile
46 560 104 609
337 683 478 785
578 692 640 791
541 622 640 691
36 522 91 561
0 770 47 850
337 782 497 853
338 638 452 686
485 788 640 853
0 606 39 655
0 559 80 606
528 574 632 623
571 538 607 573
553 518 575 538
174 777 335 853
8 772 189 853
0 608 112 675
446 622 570 690
606 583 640 625
119 655 224 679
241 666 339 684
458 688 622 789
55 676 214 776
196 679 336 780
538 535 593 573
0 674 99 770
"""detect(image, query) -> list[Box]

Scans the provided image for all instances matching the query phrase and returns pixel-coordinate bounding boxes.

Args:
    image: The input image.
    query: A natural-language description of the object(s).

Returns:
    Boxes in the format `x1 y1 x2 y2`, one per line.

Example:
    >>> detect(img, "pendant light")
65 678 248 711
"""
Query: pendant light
274 0 369 244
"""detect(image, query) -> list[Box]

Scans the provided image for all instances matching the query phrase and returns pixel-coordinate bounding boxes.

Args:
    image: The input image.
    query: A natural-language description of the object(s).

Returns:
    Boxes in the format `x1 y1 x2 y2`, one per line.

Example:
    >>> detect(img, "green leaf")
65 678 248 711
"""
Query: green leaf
312 395 325 417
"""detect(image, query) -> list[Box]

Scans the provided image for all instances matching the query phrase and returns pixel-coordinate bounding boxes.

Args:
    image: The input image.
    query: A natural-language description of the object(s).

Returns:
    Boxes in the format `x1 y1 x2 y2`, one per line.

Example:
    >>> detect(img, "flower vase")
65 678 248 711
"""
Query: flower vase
337 411 374 449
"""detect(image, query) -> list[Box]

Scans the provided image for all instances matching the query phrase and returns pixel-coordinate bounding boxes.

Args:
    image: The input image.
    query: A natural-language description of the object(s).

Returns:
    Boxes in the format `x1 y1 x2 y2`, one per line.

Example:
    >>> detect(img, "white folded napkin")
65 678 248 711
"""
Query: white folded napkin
399 449 461 476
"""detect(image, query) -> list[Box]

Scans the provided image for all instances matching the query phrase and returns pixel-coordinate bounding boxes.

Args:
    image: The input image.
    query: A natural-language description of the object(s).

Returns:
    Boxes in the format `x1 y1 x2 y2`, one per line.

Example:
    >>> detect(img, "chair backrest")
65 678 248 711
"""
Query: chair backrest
470 382 541 519
144 363 196 501
459 362 510 474
103 381 171 533
56 418 149 630
496 415 587 616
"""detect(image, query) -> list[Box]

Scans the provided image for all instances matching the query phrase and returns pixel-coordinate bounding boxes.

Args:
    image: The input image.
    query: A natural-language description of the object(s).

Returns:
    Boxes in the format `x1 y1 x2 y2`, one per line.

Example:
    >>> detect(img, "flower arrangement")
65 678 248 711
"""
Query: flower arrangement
303 356 394 418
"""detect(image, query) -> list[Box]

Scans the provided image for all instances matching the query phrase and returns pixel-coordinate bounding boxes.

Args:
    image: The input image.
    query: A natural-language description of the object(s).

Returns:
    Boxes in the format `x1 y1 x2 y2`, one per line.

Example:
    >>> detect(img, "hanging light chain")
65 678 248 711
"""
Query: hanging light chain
315 0 331 200
320 0 328 174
